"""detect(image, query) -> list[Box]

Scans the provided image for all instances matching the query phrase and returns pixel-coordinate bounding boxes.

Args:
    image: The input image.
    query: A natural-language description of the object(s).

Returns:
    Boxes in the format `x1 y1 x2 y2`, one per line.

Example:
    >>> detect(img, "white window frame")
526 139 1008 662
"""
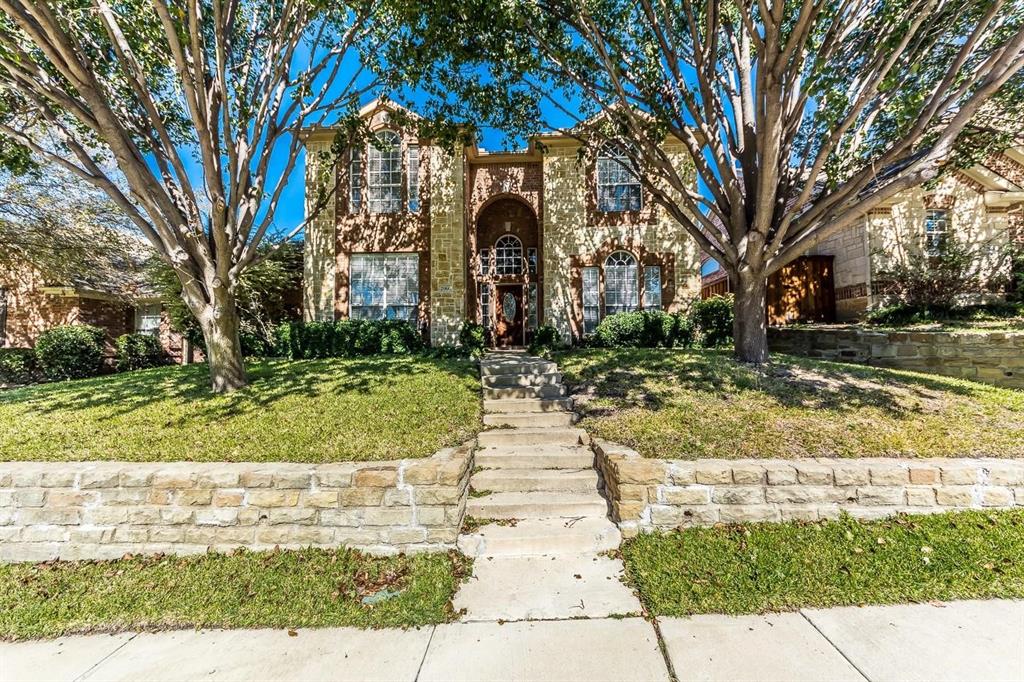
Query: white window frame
528 283 538 330
925 209 949 256
582 267 600 334
348 147 363 213
480 283 492 329
494 234 524 275
349 253 420 323
604 251 639 316
479 248 491 276
407 144 420 212
643 266 662 310
367 131 402 214
596 144 642 212
135 303 162 335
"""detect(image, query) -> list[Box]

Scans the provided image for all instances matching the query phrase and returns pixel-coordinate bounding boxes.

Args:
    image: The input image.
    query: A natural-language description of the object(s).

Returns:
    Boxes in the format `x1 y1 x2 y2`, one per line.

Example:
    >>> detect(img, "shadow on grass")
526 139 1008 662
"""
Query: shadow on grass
0 356 480 422
556 347 993 420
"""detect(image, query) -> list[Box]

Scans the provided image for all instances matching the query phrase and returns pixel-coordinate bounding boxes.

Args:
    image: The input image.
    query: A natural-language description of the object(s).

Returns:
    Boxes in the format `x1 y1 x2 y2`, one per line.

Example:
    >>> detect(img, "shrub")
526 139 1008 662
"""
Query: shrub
115 333 167 372
528 325 564 355
865 301 1024 327
0 348 40 385
458 322 486 357
690 295 734 348
35 325 106 380
274 320 424 359
591 310 691 348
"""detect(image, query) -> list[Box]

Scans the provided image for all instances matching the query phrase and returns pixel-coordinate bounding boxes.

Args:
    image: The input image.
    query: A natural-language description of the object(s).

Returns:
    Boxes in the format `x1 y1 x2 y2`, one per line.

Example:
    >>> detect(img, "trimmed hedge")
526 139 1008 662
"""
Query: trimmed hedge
274 320 427 359
0 348 40 385
115 333 167 372
586 296 733 350
34 325 106 380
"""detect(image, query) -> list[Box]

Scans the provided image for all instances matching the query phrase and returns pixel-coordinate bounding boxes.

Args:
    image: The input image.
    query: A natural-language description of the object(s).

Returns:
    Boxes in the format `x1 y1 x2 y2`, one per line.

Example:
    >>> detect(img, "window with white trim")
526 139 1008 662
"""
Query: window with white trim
528 283 538 330
479 248 490 276
348 147 363 213
582 267 600 334
643 266 662 310
925 209 949 255
596 144 642 212
367 131 402 214
604 251 639 316
350 254 419 322
135 303 162 335
407 144 420 212
495 234 523 275
527 247 538 274
480 284 492 329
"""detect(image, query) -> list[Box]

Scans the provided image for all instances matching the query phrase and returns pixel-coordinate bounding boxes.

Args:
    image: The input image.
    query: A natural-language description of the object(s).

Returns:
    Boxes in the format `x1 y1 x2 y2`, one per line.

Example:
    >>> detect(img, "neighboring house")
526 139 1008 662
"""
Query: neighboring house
701 150 1024 322
302 100 702 347
0 259 193 364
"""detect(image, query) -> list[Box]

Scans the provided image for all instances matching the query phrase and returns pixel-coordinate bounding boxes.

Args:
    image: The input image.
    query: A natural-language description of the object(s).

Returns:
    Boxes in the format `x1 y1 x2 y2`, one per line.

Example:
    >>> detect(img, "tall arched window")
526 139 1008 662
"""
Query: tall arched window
494 234 524 275
596 144 642 212
367 131 402 213
604 251 638 315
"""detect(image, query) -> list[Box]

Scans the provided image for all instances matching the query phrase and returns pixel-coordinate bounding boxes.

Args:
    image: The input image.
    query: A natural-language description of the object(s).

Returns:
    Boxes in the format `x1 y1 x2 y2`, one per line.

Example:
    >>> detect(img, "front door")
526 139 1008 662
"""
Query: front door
494 285 524 348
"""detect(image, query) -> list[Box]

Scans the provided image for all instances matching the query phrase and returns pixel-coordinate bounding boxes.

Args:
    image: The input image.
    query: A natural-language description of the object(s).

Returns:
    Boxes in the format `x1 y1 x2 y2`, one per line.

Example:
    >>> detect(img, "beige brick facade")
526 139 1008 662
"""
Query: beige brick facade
302 139 338 322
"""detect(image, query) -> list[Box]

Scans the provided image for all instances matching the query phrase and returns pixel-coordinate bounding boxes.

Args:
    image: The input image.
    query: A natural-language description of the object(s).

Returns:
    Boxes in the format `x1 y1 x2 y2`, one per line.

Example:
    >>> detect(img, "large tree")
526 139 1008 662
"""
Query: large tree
407 0 1024 362
0 0 393 391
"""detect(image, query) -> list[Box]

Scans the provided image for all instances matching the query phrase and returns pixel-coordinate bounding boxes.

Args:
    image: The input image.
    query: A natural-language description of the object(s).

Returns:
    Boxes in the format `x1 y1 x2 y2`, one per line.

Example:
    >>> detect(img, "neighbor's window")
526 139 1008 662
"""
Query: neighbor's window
582 267 600 334
367 131 402 214
925 209 949 255
348 147 363 213
495 234 523 275
700 259 721 278
596 144 642 212
604 251 639 316
408 144 420 212
135 303 162 335
350 253 419 322
643 266 662 310
0 287 8 346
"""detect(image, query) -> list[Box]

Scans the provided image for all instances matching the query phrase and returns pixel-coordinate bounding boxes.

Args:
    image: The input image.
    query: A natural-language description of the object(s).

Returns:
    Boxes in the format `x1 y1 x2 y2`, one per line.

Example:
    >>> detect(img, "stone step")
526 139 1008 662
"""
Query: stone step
475 444 595 470
482 412 578 428
471 468 599 494
481 372 562 388
457 517 622 557
483 398 573 414
466 491 608 520
483 385 567 400
477 427 587 448
480 360 558 376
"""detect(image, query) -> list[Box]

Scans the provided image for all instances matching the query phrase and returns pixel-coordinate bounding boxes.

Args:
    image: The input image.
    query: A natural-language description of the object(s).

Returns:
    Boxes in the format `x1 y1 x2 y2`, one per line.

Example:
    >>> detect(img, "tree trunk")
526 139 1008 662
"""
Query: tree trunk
732 270 769 364
196 289 248 393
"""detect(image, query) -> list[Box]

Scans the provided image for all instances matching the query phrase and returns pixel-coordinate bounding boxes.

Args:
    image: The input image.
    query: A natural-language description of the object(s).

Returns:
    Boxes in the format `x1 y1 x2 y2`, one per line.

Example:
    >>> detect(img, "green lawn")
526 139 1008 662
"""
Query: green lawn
556 348 1024 459
623 510 1024 616
0 357 481 462
0 548 470 640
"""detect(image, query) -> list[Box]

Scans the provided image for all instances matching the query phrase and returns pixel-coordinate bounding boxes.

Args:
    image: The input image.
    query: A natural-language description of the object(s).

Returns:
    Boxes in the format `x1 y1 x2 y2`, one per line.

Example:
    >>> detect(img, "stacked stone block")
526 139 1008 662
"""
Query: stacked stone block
0 443 472 563
595 440 1024 537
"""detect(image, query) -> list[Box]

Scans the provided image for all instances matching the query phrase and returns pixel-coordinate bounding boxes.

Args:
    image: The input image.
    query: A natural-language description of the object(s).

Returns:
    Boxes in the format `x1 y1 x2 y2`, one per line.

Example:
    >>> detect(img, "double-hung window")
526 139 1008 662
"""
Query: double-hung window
350 254 419 322
604 251 639 316
367 131 402 214
925 209 949 256
643 266 662 310
135 303 162 335
582 267 600 334
596 144 642 212
348 148 363 213
407 144 420 212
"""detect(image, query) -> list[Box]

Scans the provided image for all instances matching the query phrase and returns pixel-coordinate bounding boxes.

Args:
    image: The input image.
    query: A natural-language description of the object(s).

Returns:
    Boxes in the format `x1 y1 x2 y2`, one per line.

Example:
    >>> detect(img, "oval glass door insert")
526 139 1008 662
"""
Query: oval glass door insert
502 292 518 323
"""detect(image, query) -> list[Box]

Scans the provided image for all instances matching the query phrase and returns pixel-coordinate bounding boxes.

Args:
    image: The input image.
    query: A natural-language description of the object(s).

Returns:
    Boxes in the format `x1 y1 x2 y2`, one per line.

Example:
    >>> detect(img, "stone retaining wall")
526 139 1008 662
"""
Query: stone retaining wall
0 443 473 563
768 327 1024 389
595 440 1024 537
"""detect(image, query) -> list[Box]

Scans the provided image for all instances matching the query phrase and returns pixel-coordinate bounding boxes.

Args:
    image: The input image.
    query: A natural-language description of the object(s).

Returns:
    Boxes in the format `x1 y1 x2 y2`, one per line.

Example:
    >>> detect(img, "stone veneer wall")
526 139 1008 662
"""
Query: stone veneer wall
428 147 467 345
595 440 1024 537
302 137 338 322
0 443 472 563
769 327 1024 389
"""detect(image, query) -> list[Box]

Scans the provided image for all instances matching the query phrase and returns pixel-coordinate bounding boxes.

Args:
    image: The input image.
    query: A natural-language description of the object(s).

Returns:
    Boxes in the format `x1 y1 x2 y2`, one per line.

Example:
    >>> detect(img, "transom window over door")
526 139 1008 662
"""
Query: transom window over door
367 131 402 214
494 235 523 275
596 144 642 212
604 251 639 316
350 254 419 322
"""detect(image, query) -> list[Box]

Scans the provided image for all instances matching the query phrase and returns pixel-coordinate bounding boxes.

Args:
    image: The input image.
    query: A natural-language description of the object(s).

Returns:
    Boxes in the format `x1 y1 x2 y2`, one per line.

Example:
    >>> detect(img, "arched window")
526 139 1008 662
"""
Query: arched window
367 131 402 213
604 251 638 316
596 144 642 212
494 235 523 275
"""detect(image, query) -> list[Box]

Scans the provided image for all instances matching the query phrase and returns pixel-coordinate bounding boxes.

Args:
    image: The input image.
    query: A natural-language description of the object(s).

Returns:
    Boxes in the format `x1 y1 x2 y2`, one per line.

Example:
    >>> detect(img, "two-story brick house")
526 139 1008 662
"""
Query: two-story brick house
302 100 702 347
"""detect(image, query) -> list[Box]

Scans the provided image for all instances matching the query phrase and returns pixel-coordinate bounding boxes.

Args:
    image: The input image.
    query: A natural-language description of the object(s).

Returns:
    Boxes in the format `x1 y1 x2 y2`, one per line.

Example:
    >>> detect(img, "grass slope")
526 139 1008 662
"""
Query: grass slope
0 357 481 462
623 510 1024 616
557 348 1024 459
0 548 470 640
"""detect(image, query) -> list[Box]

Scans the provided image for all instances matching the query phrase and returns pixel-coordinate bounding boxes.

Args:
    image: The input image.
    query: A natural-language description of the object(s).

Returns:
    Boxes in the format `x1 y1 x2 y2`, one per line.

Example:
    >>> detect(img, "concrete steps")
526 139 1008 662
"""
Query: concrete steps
480 360 557 376
483 385 567 400
483 398 572 413
477 427 586 448
457 517 621 558
482 372 562 388
471 468 599 494
466 491 608 520
475 444 595 470
482 412 578 428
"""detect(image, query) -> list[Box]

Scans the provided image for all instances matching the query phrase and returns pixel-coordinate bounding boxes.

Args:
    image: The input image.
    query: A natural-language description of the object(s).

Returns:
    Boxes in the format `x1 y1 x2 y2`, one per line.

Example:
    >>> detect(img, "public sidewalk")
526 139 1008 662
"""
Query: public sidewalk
2 599 1022 682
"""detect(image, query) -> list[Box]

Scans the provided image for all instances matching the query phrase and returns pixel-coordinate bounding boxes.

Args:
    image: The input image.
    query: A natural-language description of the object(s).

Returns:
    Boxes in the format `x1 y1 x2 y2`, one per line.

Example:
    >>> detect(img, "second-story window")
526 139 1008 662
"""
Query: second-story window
925 209 949 256
368 131 402 214
408 144 420 212
495 235 523 275
596 144 642 212
348 148 362 213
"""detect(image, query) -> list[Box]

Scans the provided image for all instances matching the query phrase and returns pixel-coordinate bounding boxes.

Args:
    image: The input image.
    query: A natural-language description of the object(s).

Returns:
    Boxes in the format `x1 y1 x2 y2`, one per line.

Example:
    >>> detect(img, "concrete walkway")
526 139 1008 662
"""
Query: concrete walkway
3 600 1021 681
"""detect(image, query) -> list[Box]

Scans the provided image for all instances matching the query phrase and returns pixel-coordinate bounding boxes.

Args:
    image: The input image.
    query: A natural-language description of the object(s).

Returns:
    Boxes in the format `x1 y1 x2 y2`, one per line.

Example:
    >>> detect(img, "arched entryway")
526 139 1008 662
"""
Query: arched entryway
472 196 541 348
